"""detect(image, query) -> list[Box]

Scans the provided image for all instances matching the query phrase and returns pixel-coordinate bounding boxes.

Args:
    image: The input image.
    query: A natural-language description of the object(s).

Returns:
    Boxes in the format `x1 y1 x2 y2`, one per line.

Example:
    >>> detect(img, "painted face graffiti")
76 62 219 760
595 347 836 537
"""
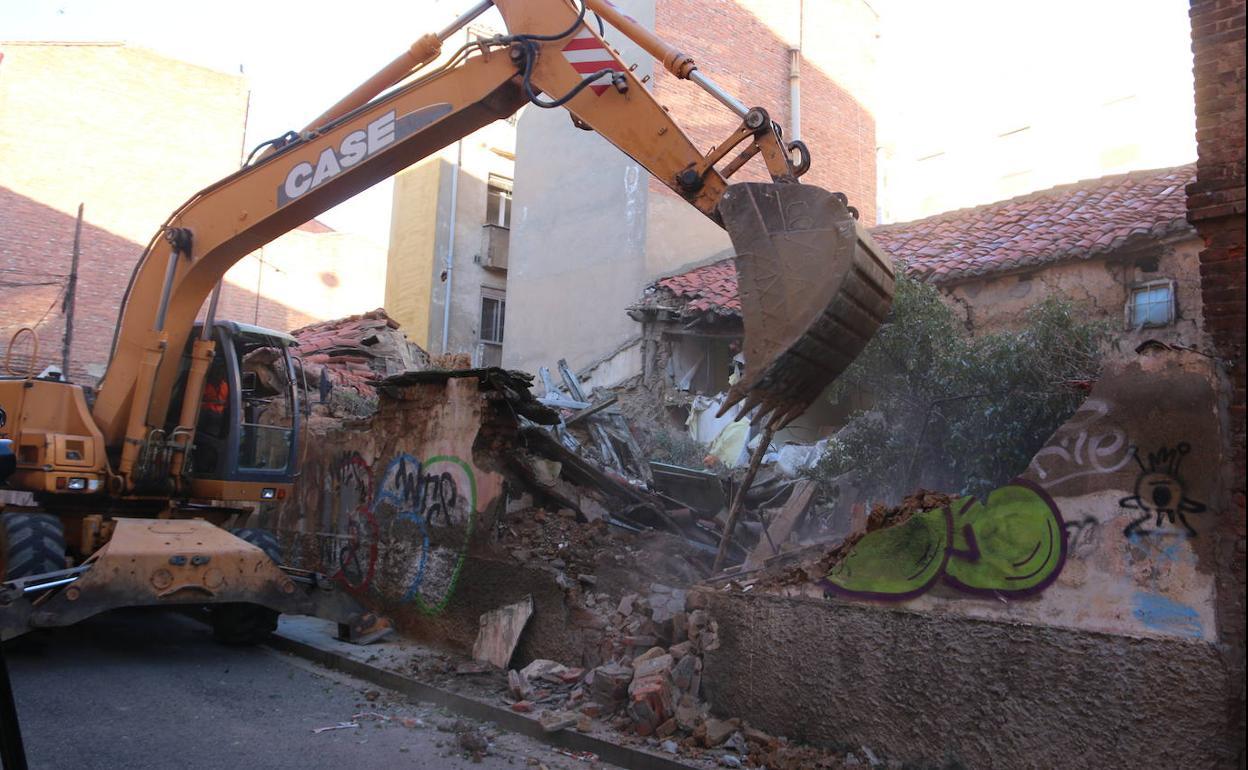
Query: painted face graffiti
1120 443 1206 537
821 479 1065 601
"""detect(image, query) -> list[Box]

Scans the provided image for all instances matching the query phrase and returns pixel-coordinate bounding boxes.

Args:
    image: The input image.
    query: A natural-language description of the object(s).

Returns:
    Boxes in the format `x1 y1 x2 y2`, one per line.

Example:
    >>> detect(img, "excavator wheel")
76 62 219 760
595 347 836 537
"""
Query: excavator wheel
209 527 282 645
717 182 895 428
1 512 66 580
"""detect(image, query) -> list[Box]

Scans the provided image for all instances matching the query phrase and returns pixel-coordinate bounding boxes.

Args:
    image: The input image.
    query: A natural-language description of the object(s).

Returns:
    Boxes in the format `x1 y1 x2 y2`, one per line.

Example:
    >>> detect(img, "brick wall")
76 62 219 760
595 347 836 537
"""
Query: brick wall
1186 0 1246 764
0 43 381 384
651 0 877 223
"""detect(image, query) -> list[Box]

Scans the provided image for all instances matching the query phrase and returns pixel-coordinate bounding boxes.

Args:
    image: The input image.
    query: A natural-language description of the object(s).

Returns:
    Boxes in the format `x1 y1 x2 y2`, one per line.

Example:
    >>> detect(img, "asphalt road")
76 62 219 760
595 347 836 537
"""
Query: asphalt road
5 609 612 770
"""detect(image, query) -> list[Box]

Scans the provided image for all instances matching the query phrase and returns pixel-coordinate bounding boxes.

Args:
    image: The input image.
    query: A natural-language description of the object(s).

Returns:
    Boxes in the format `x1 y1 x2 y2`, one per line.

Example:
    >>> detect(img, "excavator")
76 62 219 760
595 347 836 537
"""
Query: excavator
0 0 893 643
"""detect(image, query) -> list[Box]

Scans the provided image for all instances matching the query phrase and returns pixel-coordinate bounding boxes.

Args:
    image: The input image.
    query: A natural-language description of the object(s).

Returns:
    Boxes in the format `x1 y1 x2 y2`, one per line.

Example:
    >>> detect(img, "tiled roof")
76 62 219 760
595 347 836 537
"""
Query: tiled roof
652 259 742 316
636 165 1197 316
291 308 426 394
873 164 1196 284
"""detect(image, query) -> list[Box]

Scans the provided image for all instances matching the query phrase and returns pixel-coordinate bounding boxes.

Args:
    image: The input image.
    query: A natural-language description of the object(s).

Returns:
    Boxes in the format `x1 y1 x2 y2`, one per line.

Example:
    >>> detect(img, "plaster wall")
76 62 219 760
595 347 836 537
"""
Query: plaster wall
386 119 514 355
263 377 507 635
504 0 879 377
940 236 1206 353
502 0 656 377
220 228 385 328
699 589 1233 769
386 160 444 348
781 351 1223 642
695 349 1235 766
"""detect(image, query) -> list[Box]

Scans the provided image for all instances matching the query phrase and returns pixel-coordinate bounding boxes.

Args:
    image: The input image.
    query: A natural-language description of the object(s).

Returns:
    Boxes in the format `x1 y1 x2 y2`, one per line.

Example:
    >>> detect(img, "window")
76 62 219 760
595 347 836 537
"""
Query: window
480 292 505 345
486 175 512 228
1128 280 1175 328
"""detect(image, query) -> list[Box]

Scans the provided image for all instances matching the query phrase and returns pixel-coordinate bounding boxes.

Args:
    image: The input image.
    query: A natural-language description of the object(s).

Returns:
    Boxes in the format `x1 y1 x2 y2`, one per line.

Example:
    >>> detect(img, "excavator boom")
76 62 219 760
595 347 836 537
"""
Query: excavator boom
1 0 893 642
92 0 893 483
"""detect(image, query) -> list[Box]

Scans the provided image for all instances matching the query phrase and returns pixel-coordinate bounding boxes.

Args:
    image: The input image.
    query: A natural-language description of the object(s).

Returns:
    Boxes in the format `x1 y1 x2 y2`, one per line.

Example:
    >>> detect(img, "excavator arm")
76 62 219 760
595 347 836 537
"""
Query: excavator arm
91 0 894 492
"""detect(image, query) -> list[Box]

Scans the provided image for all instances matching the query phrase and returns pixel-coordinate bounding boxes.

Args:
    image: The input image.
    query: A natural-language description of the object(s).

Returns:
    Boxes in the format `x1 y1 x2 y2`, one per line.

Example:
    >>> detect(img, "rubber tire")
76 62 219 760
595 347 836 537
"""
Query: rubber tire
1 512 66 580
209 527 281 645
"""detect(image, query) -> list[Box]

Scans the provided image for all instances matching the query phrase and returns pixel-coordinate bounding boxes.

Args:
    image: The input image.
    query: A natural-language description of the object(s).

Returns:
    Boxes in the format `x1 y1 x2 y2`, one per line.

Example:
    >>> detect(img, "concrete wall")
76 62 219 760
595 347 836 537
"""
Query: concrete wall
386 118 515 356
700 590 1232 768
504 0 879 382
503 0 656 378
940 234 1206 352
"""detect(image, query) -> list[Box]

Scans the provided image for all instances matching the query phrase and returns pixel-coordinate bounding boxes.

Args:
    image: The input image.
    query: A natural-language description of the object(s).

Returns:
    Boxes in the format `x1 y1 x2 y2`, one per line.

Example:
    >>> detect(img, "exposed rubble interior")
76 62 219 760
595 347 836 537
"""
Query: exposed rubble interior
242 301 1236 766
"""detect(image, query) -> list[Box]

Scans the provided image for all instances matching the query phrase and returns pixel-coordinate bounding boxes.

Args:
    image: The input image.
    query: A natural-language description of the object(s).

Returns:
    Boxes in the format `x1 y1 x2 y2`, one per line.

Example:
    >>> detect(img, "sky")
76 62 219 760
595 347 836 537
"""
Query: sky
2 0 501 246
3 0 1198 239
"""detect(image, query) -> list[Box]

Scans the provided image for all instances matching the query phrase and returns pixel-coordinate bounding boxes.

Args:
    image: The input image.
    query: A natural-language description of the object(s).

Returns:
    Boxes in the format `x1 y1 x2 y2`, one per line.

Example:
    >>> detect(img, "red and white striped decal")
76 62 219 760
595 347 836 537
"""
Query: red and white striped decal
561 27 625 96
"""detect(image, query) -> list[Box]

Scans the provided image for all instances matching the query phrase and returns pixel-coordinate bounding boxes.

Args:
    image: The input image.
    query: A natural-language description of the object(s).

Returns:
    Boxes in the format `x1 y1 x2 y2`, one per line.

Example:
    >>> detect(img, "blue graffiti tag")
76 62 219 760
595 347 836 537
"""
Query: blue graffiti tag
373 453 477 614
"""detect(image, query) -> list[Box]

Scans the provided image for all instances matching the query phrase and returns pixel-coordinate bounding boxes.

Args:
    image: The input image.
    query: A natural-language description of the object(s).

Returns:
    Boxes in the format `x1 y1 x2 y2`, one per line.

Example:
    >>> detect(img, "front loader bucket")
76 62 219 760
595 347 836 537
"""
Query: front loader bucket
718 183 895 428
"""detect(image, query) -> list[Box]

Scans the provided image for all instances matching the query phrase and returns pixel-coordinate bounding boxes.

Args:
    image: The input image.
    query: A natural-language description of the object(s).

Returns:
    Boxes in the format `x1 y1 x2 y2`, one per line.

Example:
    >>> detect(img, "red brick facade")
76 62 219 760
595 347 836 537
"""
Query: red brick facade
651 0 877 223
0 43 330 384
1186 0 1246 763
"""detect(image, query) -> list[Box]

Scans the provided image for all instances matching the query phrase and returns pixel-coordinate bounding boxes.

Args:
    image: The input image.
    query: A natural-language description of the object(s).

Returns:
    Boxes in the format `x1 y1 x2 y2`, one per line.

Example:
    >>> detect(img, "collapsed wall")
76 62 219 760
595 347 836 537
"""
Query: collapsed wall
696 348 1237 767
255 348 1237 767
258 368 702 665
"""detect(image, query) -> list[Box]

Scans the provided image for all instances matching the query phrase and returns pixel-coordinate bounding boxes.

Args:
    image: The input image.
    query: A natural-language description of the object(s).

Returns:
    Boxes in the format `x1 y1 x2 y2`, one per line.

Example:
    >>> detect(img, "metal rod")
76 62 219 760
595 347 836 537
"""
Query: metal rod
437 0 493 41
711 425 775 574
153 247 180 332
201 280 223 340
689 70 749 118
20 574 80 591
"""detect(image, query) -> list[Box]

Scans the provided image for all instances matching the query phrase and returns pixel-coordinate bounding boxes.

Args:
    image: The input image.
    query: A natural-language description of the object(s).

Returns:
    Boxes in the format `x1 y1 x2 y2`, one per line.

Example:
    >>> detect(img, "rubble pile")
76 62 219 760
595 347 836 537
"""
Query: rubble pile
493 579 869 769
731 489 955 595
291 308 428 398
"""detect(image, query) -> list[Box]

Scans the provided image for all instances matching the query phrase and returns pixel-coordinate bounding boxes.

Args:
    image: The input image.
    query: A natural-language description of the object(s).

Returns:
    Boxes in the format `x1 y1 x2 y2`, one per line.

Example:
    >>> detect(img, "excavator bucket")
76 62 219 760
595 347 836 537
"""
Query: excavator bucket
717 182 895 428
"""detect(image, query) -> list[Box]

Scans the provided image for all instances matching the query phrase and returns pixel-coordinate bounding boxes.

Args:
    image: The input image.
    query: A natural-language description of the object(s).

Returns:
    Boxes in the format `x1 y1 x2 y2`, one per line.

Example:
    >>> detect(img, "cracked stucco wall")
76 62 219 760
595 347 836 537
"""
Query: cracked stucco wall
937 235 1205 353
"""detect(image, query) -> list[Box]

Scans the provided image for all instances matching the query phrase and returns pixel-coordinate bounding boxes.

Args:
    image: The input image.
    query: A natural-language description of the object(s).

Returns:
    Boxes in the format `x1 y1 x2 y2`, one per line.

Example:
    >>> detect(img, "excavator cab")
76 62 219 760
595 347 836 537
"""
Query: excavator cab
168 322 301 493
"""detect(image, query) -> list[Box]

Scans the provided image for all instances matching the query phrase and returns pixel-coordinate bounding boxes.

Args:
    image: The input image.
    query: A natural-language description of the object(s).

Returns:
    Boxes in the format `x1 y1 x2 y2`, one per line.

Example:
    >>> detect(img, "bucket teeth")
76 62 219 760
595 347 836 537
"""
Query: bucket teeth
717 182 895 427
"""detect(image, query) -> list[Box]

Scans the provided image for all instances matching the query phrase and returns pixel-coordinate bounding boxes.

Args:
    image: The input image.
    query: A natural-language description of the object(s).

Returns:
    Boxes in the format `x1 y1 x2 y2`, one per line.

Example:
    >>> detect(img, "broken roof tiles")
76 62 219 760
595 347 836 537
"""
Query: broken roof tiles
636 164 1197 317
290 308 425 395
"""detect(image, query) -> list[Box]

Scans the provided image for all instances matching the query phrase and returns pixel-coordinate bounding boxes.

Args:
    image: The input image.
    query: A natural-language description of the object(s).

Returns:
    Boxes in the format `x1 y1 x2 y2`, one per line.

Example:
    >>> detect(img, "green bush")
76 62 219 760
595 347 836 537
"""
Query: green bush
814 275 1108 501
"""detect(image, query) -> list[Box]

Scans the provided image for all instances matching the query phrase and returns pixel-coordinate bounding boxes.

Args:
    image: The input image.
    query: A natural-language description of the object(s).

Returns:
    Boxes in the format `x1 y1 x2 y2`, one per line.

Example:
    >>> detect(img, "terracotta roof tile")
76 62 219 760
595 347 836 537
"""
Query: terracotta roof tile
635 165 1197 317
873 164 1196 284
290 308 422 394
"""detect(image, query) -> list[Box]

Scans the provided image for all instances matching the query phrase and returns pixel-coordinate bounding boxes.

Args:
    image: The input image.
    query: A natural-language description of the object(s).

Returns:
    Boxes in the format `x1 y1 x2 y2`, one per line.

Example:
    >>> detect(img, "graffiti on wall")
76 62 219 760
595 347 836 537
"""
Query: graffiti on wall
1119 443 1206 538
1028 398 1134 491
822 479 1065 601
372 453 477 615
316 452 378 591
307 451 477 613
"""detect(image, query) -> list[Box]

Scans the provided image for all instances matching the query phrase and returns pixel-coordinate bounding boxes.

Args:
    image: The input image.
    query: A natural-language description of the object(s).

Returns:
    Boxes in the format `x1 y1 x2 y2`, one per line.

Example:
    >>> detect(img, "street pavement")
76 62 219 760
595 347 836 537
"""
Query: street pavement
6 609 614 769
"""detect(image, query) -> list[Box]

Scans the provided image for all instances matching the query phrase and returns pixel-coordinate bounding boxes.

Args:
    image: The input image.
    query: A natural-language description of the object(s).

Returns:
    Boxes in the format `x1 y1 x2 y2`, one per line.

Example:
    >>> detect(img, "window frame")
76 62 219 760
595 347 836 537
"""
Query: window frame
486 174 513 229
1126 278 1176 329
479 290 506 345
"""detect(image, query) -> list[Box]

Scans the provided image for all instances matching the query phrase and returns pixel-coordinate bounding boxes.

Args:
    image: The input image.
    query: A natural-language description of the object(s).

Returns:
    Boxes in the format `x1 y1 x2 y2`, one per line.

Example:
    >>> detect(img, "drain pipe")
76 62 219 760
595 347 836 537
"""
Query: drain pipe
789 0 802 143
440 138 462 355
789 47 801 142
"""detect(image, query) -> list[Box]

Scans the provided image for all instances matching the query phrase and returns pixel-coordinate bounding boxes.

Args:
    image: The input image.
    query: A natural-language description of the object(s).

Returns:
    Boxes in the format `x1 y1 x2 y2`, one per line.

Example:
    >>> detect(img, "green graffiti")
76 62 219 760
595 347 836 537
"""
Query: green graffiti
822 479 1065 600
